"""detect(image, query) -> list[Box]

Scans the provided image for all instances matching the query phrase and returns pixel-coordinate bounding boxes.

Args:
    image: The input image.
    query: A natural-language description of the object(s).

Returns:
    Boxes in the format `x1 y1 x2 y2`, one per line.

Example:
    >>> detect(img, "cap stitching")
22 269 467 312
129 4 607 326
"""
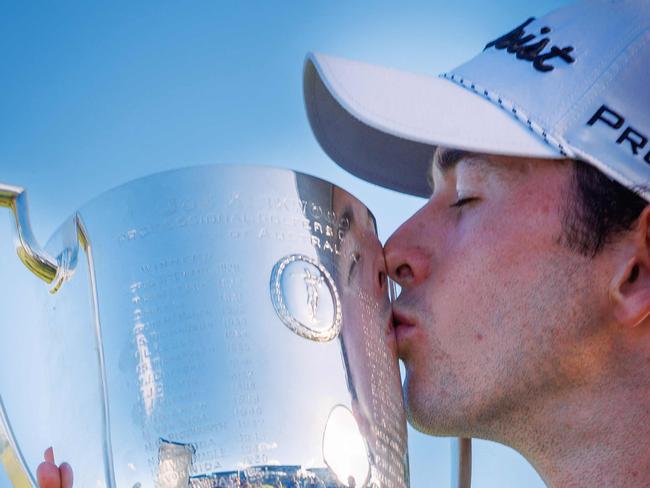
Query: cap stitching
441 72 570 157
445 65 648 199
539 8 644 124
560 29 650 132
560 20 649 127
445 70 647 199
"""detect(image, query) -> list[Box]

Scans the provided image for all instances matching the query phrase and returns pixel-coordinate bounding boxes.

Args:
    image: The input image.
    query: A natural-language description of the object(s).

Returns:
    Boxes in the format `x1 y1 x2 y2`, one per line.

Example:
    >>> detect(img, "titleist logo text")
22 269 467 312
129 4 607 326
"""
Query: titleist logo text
484 17 575 72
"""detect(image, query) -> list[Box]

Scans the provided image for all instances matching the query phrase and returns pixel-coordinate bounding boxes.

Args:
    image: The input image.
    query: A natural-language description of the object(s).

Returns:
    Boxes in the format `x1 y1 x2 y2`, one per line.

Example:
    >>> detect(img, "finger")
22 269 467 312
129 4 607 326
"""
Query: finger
60 462 74 488
36 461 61 488
44 447 55 465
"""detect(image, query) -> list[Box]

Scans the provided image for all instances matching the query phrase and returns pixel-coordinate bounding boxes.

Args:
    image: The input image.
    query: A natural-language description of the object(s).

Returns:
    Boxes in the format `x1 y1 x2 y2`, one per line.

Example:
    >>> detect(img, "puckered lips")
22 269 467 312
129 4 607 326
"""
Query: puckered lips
391 307 418 356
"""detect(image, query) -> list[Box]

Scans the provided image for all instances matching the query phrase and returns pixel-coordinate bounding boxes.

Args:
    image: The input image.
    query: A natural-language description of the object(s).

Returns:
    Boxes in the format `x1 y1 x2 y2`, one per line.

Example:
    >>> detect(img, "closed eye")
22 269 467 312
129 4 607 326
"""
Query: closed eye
450 197 478 208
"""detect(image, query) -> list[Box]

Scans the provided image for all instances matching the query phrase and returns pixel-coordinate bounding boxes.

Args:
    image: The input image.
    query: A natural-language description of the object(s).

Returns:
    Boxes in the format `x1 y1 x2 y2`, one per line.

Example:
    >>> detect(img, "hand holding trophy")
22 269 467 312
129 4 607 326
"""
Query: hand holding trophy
36 449 72 488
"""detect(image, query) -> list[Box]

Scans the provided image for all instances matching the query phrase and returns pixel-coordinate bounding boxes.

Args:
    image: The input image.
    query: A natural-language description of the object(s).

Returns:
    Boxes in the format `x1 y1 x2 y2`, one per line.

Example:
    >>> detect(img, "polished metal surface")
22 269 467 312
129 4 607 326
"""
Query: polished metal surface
0 185 60 287
0 396 33 487
0 166 409 488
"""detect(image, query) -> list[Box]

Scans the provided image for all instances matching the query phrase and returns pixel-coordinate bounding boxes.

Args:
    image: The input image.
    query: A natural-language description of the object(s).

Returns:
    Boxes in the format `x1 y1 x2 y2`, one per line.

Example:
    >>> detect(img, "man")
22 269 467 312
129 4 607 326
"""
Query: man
302 0 650 486
39 0 650 486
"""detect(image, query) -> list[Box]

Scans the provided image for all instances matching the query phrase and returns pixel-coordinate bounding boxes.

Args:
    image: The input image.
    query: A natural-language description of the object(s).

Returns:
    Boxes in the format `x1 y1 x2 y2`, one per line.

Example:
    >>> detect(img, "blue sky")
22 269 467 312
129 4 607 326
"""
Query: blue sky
0 1 572 486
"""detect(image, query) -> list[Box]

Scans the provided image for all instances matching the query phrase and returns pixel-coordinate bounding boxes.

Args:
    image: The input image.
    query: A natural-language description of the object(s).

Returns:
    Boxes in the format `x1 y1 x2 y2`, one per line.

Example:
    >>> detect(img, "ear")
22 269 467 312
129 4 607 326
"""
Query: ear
610 205 650 328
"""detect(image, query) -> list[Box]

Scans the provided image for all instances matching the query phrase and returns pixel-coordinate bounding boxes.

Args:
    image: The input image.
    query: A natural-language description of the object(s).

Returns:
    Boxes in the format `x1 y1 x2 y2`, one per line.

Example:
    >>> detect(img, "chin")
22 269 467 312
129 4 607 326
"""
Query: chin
402 371 440 435
402 369 468 437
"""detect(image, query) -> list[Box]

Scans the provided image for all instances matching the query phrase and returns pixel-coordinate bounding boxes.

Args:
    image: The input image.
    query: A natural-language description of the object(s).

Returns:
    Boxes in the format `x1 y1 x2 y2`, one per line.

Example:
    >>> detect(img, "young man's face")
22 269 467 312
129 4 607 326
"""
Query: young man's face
384 148 609 440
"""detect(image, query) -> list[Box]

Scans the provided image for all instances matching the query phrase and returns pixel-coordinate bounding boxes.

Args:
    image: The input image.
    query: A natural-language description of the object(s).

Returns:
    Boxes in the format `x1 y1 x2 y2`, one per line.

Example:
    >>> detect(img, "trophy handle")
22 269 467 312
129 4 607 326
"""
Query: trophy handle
0 184 118 487
0 184 78 294
0 183 82 487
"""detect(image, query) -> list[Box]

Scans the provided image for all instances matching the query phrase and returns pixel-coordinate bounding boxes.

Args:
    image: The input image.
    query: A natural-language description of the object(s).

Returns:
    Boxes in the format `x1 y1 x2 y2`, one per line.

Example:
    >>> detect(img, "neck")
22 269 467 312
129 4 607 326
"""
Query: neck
496 370 650 487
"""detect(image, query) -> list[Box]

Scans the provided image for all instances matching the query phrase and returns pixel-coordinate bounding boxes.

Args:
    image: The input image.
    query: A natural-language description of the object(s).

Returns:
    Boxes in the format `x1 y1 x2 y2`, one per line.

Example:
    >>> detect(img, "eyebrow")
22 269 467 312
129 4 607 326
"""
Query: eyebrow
427 148 472 190
435 148 472 173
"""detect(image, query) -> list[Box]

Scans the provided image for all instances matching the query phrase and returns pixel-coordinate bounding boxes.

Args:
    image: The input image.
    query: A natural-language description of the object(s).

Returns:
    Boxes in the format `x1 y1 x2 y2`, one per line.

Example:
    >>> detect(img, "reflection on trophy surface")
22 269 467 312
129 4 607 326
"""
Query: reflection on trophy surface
0 166 409 488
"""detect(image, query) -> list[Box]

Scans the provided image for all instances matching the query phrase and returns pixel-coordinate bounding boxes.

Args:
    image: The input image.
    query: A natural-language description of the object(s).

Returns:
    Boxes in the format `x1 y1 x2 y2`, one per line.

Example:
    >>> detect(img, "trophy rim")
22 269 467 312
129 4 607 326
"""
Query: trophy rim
48 163 377 242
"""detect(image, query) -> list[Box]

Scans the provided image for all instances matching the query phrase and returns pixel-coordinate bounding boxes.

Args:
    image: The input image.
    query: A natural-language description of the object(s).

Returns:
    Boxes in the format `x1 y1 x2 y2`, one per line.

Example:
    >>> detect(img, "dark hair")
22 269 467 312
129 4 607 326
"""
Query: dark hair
561 159 648 256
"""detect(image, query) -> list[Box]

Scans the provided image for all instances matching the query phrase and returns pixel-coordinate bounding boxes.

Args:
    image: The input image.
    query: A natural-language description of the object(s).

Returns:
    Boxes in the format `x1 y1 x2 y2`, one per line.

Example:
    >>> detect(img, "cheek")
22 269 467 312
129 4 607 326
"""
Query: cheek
459 191 565 281
429 202 564 345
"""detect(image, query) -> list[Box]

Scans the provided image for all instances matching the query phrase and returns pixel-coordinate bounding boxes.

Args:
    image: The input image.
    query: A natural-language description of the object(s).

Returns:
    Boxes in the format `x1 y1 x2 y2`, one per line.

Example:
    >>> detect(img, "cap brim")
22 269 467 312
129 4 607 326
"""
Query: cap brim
304 52 562 197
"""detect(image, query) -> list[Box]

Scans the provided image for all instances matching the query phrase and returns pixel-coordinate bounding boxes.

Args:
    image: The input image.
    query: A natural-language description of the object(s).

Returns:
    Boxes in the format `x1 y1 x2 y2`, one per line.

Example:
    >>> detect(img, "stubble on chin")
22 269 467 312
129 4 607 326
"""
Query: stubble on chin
401 358 473 437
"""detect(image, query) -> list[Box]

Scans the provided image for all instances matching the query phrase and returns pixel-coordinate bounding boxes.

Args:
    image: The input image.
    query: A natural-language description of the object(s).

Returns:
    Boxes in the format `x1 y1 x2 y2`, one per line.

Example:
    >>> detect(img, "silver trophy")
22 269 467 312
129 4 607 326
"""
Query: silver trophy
0 166 409 488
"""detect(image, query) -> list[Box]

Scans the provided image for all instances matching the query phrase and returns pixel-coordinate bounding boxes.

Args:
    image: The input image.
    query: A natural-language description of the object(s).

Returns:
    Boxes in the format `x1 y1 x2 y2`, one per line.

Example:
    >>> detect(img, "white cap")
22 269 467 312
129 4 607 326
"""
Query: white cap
304 0 650 200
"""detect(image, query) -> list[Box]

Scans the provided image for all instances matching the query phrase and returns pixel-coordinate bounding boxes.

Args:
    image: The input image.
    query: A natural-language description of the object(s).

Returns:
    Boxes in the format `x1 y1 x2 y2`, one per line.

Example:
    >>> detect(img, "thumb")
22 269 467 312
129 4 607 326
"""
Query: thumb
44 447 55 465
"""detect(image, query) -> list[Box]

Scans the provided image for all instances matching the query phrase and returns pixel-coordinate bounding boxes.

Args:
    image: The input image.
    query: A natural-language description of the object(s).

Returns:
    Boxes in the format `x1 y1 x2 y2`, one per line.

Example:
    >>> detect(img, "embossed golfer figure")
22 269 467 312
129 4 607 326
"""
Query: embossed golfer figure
303 267 324 323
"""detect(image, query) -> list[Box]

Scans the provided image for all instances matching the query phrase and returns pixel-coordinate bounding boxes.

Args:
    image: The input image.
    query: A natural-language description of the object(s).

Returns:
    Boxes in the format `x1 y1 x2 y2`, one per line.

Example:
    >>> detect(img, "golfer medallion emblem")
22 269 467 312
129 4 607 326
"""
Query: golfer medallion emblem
270 254 342 342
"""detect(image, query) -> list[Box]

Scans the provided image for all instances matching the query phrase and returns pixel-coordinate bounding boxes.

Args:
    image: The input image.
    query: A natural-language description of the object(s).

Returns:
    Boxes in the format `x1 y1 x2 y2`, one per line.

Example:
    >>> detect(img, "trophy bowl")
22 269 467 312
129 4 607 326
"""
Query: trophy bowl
0 165 409 488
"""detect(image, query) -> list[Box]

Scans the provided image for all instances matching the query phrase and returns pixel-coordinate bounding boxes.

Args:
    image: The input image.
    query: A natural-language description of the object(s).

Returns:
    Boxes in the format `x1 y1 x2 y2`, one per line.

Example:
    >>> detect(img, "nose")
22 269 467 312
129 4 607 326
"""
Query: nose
384 205 432 288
